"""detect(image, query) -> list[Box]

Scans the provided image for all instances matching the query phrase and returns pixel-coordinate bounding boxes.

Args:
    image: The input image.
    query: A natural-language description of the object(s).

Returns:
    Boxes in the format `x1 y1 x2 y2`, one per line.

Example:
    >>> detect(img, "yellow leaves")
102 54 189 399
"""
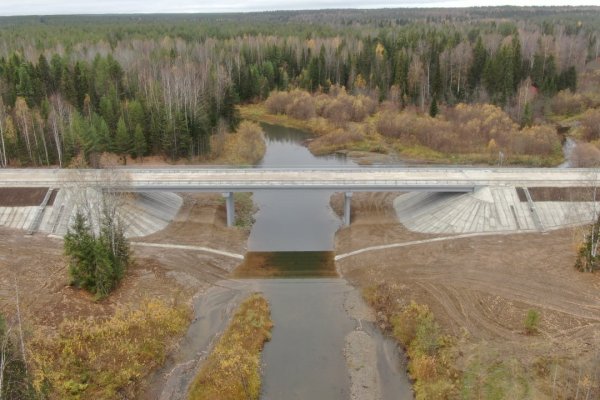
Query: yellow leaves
375 43 386 60
354 74 367 90
188 293 273 400
28 299 190 400
213 121 266 165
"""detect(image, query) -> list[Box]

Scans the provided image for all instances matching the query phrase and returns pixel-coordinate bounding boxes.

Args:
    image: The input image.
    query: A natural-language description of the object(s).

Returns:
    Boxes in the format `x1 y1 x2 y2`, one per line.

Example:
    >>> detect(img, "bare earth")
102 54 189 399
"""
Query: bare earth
0 192 245 344
334 192 600 397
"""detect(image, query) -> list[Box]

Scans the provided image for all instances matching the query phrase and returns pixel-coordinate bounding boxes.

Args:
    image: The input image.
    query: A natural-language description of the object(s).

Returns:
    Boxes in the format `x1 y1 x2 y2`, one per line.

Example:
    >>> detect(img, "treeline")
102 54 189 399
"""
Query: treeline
0 9 598 166
0 49 238 167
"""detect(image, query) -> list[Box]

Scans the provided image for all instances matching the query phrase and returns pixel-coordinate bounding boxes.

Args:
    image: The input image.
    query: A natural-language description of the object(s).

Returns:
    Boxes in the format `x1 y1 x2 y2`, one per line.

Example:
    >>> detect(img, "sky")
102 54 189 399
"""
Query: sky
0 0 598 16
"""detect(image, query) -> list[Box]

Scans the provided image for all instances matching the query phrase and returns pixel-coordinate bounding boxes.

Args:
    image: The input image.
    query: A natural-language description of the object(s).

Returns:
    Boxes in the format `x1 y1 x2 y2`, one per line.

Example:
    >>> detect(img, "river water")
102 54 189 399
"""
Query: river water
249 123 412 400
144 123 412 400
248 124 352 251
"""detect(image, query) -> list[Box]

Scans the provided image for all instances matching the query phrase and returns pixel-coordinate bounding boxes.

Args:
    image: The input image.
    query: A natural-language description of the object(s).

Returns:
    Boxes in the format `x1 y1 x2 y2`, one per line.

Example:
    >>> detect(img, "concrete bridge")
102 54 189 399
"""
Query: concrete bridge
0 167 598 227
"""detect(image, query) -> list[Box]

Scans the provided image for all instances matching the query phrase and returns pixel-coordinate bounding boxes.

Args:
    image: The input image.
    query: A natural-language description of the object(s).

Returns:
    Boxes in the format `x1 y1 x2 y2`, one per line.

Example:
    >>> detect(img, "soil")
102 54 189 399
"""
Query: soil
0 187 56 206
0 192 246 338
335 192 600 397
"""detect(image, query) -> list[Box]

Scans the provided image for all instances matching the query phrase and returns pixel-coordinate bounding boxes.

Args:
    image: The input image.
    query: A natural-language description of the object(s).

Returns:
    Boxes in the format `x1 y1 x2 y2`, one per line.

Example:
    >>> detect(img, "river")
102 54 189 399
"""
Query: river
144 123 413 400
249 123 412 400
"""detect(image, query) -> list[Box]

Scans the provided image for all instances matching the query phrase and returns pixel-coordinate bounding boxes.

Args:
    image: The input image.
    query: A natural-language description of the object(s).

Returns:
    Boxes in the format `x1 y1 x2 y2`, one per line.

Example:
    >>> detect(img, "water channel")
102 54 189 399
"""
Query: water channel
145 123 413 399
246 123 412 399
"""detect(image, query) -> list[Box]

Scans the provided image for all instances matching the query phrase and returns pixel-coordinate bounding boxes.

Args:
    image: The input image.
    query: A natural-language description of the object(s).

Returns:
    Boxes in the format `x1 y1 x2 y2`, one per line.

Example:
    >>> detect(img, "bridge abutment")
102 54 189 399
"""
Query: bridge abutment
344 192 352 226
222 192 235 227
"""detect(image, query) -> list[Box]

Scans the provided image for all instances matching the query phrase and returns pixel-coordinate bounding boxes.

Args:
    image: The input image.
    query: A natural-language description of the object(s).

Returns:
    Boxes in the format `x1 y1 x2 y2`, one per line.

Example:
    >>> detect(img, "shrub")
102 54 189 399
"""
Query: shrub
580 108 600 142
0 314 36 400
188 293 273 400
524 309 540 335
570 143 600 167
29 300 190 399
265 91 292 114
220 121 266 165
574 214 600 272
550 90 588 116
285 90 316 120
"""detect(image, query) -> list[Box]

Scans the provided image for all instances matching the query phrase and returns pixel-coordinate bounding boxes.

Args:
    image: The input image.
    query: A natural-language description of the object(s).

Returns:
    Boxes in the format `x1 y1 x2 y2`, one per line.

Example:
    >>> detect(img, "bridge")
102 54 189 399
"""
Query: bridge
0 167 598 226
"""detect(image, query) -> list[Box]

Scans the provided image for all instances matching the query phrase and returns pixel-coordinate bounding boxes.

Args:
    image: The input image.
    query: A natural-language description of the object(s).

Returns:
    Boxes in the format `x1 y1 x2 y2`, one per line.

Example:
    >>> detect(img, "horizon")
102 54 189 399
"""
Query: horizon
0 1 599 17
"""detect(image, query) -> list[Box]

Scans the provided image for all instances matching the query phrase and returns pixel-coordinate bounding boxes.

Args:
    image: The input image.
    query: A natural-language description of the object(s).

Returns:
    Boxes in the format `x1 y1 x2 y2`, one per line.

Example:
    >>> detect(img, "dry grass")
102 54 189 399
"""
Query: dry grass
187 293 273 400
28 299 190 400
363 284 459 400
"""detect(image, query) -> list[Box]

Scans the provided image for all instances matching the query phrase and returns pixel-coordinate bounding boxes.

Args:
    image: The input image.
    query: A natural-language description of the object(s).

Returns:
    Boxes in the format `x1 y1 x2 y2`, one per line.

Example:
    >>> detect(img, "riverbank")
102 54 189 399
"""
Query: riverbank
334 192 600 399
239 101 564 167
0 192 250 398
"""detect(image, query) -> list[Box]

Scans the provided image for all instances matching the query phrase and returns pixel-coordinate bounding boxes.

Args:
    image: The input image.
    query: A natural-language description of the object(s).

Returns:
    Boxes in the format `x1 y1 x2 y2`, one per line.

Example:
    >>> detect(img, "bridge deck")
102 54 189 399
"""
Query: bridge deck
0 168 598 192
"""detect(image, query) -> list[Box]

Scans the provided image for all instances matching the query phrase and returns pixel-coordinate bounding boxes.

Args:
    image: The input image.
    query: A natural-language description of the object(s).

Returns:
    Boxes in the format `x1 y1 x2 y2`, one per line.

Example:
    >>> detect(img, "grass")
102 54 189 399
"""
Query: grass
461 356 531 400
187 293 273 400
233 192 256 229
362 284 588 399
524 309 540 335
29 299 190 399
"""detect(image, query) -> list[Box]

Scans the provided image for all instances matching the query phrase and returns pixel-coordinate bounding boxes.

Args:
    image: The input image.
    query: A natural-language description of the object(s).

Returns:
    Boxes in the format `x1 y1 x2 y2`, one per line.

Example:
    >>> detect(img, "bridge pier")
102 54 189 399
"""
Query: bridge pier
222 192 235 227
343 192 352 226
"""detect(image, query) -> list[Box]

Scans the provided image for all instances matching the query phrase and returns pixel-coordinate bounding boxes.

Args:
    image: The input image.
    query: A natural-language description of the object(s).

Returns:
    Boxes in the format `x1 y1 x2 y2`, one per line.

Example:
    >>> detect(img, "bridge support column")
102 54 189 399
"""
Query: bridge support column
343 192 353 226
222 192 235 227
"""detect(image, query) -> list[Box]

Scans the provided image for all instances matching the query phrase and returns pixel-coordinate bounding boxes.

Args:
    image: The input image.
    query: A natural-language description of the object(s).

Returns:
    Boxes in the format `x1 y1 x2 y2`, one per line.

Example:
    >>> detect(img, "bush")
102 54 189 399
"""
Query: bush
364 286 459 400
570 143 600 167
219 121 266 165
265 91 292 114
524 309 540 335
64 211 130 298
29 300 189 399
580 108 600 142
0 314 36 400
188 293 273 400
574 214 600 272
550 90 588 116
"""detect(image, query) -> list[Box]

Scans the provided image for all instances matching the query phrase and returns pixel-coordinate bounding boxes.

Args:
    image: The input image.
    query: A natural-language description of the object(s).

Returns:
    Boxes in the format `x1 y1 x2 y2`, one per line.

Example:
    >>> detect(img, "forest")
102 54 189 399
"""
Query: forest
0 7 599 167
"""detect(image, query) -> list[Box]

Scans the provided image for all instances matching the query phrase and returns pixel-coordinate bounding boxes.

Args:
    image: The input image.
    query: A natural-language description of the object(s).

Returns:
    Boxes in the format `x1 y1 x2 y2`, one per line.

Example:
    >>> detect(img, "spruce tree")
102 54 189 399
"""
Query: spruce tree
429 97 438 117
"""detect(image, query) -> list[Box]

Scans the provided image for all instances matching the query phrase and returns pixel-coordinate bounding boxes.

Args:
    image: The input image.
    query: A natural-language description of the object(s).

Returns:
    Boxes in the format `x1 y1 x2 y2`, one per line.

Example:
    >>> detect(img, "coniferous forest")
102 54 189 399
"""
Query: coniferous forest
0 7 599 167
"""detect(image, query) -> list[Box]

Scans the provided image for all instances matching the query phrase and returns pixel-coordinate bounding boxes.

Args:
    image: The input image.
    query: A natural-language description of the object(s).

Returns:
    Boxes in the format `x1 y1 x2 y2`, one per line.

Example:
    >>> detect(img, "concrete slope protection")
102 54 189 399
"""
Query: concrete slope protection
394 187 598 234
0 187 183 238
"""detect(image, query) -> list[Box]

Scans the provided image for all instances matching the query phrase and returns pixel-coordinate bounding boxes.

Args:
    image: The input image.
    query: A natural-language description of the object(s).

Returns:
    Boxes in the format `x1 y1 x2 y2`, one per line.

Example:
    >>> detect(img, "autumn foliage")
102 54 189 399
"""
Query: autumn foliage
188 293 273 400
28 300 190 400
376 103 560 157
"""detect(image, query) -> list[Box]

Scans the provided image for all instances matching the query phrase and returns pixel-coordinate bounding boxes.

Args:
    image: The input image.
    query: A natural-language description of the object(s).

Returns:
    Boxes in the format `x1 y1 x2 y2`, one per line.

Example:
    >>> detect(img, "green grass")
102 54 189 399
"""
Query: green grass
187 293 273 400
461 357 531 399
